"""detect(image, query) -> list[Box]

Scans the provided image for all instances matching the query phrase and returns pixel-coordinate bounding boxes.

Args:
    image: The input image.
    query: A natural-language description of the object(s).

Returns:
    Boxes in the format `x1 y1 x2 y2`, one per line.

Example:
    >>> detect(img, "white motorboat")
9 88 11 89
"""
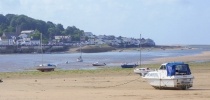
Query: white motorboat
139 62 194 90
134 67 152 76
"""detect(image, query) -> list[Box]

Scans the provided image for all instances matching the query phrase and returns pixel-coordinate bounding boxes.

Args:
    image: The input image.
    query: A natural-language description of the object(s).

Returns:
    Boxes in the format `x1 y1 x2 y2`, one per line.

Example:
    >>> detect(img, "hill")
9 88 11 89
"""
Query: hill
0 14 84 41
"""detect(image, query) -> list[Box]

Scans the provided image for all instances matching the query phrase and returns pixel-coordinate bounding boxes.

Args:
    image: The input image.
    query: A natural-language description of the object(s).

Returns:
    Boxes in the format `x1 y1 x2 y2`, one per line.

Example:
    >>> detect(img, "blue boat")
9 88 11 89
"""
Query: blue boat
121 63 138 68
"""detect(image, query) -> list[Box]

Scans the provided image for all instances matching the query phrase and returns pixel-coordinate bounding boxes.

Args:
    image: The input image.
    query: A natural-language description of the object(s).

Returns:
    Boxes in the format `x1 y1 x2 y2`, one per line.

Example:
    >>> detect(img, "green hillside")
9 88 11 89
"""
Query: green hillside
0 14 84 41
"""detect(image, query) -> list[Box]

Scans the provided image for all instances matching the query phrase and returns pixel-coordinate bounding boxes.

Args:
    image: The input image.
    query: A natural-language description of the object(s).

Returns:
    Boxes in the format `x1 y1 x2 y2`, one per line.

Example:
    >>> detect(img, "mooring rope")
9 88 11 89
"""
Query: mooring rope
72 70 142 88
91 77 141 88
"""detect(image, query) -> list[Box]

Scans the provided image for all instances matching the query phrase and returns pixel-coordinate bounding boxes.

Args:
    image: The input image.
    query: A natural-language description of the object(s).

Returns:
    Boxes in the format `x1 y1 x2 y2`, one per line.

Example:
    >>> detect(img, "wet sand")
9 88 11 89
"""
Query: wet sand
153 51 210 63
0 51 210 100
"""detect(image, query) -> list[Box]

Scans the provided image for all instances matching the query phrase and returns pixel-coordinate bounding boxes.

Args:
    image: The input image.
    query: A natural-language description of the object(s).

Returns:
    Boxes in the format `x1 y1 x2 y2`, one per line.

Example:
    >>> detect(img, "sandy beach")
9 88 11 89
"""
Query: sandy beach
1 51 210 100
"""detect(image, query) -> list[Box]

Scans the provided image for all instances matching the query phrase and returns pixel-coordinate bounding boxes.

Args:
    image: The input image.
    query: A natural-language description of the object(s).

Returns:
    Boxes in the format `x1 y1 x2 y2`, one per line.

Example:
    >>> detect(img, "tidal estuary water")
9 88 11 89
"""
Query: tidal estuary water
0 45 210 72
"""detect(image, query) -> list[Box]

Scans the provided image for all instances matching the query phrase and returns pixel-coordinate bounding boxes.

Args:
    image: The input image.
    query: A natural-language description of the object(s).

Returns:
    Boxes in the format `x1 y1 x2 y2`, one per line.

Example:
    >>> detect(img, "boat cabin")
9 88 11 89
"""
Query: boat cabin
159 62 191 76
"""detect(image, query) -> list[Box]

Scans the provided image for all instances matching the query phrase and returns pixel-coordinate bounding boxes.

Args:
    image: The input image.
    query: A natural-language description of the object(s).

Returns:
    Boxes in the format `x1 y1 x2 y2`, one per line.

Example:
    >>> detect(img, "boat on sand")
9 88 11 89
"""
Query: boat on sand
37 64 56 72
36 33 56 72
121 63 138 68
134 67 152 76
138 62 194 90
92 62 106 66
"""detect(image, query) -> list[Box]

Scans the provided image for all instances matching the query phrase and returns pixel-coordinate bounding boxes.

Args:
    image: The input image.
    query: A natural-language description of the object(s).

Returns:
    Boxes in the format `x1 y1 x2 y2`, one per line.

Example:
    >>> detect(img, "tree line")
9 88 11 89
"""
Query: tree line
0 14 84 42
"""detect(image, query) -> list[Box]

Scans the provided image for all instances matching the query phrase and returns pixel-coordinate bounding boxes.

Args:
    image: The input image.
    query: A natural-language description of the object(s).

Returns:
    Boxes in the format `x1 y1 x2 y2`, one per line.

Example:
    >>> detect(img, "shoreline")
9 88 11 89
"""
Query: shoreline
66 45 185 53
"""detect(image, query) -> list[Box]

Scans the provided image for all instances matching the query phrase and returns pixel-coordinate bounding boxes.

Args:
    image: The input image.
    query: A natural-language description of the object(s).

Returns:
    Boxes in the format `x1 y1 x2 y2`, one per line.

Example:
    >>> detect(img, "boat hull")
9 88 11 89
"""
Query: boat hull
77 59 83 62
36 64 56 72
133 68 151 76
121 64 138 68
37 68 55 72
92 64 106 66
144 77 193 90
92 62 106 66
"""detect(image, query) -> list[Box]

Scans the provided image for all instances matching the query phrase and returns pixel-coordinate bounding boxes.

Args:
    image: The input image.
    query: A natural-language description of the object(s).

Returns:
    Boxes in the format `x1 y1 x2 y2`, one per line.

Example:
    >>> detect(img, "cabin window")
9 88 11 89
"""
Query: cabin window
159 65 166 70
175 65 188 75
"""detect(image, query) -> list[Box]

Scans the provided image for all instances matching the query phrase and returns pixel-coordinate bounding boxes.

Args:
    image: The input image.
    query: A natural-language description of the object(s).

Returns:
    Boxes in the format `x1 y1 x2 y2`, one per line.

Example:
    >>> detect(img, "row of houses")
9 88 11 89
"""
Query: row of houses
84 32 156 47
0 30 40 45
0 30 155 47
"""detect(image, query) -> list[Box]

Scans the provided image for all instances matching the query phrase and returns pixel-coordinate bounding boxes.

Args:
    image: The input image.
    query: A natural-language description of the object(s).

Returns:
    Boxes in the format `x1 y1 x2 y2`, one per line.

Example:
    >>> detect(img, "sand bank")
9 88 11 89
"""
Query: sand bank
151 51 210 64
1 64 210 100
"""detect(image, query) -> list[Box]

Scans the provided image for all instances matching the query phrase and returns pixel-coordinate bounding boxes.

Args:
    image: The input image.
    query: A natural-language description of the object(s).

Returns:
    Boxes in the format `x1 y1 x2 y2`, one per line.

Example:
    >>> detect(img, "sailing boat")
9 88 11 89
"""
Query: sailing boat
77 55 83 62
121 34 139 68
77 36 83 62
36 33 56 72
76 46 83 62
134 34 152 75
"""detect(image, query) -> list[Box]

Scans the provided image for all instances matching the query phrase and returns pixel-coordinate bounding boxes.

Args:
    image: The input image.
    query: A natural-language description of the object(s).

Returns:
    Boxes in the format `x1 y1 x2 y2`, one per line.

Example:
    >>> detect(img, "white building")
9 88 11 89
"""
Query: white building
1 32 18 45
21 30 34 34
84 32 94 38
0 37 2 45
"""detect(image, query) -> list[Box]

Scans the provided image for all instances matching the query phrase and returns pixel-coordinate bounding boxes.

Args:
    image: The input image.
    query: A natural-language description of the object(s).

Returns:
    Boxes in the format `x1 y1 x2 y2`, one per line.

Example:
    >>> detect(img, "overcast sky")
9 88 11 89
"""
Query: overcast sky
1 0 210 45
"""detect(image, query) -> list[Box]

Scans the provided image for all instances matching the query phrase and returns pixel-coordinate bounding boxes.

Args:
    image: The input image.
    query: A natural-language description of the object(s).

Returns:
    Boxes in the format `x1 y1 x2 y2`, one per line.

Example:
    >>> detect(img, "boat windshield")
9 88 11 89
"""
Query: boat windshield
175 64 190 75
166 64 191 76
159 65 166 70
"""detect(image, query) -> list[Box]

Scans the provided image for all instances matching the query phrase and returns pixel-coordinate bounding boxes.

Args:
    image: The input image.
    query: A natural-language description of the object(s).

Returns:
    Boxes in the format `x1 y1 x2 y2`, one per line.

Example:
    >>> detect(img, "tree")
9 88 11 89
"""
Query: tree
0 14 7 24
0 14 85 42
35 20 47 35
46 21 55 29
30 30 41 40
5 14 16 22
0 14 8 35
48 28 57 40
56 24 64 32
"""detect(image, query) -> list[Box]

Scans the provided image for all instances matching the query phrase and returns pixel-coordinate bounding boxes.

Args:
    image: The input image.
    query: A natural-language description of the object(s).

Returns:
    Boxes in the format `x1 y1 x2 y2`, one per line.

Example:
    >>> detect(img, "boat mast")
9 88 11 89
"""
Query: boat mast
79 34 82 57
41 33 43 65
139 34 141 67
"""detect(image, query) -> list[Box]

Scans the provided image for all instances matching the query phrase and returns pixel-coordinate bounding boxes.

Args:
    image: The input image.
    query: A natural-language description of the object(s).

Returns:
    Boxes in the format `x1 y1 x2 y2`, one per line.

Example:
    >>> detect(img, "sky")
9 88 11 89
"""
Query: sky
0 0 210 45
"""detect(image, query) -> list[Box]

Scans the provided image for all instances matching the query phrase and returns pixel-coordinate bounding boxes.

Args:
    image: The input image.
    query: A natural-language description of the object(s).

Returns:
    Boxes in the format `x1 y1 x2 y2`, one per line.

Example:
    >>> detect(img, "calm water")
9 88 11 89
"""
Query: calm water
0 45 210 72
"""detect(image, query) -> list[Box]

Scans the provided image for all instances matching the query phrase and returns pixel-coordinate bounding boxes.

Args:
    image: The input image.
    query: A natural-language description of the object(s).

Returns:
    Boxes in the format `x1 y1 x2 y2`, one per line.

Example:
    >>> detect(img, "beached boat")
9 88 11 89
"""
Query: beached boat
139 62 194 90
134 67 152 76
121 63 138 68
92 62 106 66
133 34 147 71
37 64 56 72
36 33 56 72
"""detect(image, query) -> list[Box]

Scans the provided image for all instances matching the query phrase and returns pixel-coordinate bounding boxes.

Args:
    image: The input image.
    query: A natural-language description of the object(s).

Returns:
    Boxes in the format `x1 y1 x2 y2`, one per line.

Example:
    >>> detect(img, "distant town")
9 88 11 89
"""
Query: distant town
0 30 155 47
0 30 156 53
0 14 156 53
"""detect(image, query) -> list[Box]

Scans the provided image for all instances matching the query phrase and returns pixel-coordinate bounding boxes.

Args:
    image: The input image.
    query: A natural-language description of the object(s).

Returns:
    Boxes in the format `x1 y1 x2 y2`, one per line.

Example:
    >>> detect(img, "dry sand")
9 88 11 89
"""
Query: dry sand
1 51 210 100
